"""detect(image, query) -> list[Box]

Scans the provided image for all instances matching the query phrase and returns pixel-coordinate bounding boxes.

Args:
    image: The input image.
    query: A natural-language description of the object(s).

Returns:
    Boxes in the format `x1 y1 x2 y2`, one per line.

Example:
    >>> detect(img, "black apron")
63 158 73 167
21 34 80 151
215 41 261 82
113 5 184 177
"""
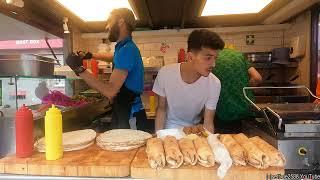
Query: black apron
111 85 151 131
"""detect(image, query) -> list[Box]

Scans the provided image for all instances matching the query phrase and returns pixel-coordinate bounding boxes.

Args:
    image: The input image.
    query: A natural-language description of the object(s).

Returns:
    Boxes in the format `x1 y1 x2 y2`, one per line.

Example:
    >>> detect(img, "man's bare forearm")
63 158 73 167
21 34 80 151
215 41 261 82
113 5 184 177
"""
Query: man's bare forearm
203 118 214 133
79 71 117 99
203 109 215 133
93 53 113 62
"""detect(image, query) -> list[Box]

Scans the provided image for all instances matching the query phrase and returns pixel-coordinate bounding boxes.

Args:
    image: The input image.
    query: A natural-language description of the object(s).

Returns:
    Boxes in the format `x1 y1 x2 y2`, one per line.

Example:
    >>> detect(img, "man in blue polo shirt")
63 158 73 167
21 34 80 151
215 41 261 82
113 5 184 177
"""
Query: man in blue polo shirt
66 8 148 131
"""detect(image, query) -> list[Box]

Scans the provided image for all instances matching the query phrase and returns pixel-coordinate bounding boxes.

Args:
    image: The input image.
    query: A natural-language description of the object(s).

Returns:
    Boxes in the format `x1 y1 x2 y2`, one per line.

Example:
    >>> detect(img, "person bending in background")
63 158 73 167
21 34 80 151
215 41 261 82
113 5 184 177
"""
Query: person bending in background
212 48 262 133
66 8 148 131
152 29 224 133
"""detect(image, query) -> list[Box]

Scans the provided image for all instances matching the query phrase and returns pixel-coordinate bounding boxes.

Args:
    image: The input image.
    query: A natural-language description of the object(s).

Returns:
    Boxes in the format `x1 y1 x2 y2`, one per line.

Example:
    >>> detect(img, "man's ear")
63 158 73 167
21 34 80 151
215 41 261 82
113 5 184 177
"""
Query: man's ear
118 18 125 26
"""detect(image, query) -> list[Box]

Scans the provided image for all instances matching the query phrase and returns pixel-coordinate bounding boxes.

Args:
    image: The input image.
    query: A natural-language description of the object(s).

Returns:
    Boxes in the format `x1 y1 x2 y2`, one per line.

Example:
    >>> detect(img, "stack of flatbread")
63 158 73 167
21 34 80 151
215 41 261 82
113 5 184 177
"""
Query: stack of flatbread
96 129 152 151
35 129 96 152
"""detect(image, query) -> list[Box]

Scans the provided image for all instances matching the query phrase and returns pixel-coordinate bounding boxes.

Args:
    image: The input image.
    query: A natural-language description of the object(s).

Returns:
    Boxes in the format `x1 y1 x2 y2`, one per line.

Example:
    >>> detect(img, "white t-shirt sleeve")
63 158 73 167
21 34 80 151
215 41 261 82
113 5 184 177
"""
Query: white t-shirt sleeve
152 68 166 97
205 76 221 110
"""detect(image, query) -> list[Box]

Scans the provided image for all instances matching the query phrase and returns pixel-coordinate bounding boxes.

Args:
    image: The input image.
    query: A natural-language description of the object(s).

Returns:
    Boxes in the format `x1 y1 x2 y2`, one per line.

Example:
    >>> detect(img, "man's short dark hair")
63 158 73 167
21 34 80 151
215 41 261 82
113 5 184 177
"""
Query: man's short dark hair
187 29 225 52
108 8 136 33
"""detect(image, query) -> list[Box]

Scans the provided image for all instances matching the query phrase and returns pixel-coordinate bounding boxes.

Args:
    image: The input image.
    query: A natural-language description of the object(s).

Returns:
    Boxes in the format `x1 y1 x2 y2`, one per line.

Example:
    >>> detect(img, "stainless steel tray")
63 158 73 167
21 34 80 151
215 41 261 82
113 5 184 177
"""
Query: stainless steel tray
0 54 58 77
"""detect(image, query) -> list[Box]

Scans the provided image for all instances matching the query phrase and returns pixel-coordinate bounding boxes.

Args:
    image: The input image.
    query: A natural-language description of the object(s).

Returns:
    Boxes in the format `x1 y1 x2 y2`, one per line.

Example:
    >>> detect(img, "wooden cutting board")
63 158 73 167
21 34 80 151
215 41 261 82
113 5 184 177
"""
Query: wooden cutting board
0 144 138 177
131 147 285 180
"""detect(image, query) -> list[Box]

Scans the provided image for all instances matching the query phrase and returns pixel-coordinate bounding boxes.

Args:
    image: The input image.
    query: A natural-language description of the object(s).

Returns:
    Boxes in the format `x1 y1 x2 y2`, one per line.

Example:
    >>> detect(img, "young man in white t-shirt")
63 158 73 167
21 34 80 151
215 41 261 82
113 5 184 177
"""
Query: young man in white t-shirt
152 29 225 133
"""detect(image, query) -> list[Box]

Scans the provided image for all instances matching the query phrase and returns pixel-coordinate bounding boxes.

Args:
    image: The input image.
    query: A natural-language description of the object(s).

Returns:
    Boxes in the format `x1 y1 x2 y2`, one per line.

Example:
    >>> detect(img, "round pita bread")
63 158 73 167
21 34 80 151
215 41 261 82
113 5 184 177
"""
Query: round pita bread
96 129 151 151
34 129 96 152
96 129 152 144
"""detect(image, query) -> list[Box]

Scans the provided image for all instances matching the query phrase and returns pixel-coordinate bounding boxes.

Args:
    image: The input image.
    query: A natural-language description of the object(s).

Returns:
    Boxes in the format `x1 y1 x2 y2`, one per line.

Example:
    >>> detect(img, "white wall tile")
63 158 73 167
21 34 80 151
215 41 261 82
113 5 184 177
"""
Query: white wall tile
150 50 166 56
141 50 151 57
77 26 289 55
136 43 144 51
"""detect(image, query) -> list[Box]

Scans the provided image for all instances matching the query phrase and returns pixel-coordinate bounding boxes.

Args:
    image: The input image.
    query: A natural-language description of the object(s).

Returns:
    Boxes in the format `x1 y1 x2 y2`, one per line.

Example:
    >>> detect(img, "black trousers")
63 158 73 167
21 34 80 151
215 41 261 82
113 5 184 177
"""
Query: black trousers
111 85 151 132
134 109 154 133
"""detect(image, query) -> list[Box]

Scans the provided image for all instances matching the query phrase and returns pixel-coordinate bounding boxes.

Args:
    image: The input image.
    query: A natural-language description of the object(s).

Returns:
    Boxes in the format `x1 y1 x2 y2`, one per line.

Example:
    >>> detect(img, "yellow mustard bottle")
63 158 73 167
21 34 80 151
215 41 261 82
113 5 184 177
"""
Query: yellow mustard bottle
149 92 156 113
45 105 63 160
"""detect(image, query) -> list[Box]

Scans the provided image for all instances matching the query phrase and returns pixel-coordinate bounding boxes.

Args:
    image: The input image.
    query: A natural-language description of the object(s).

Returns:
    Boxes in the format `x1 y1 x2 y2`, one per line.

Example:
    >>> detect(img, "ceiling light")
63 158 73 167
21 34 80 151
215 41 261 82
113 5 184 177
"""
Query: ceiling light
201 0 272 16
56 0 137 22
6 0 24 8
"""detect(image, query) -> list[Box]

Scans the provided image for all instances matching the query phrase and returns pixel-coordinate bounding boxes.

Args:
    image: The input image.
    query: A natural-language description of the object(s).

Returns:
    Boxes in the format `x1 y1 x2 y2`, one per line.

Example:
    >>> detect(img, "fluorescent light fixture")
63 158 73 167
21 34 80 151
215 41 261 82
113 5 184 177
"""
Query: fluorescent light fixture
56 0 137 22
201 0 272 16
6 0 24 8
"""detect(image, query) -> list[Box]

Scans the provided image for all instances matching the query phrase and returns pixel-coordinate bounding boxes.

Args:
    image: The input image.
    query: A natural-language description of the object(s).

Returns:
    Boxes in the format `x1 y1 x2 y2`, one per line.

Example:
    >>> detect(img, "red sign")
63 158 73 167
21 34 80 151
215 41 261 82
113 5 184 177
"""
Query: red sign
0 39 63 50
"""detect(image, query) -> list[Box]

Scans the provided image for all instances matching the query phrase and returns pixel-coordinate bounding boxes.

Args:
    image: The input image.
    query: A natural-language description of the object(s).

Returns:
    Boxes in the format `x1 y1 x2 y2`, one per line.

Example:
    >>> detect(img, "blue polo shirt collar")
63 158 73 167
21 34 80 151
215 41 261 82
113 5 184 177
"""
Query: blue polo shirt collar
115 36 132 50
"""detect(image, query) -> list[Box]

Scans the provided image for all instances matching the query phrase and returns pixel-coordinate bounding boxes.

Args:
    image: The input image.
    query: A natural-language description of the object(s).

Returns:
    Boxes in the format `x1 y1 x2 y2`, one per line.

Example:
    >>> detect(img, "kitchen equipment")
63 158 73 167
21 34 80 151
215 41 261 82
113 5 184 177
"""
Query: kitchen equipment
0 110 16 159
44 37 61 66
44 105 63 160
0 75 110 158
246 52 272 63
271 48 290 65
242 86 320 170
15 104 33 158
0 54 59 77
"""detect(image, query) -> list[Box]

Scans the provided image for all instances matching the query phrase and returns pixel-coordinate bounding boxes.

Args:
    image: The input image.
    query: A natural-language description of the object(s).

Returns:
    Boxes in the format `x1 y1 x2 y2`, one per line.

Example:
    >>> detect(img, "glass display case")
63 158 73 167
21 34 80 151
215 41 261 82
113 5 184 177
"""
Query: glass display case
0 75 67 115
0 75 111 158
0 75 67 158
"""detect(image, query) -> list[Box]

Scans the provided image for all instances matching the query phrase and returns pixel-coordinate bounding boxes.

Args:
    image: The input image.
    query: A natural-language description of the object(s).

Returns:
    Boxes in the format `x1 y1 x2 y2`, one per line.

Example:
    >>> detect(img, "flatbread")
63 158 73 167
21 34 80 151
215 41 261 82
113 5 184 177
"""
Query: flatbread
96 129 151 152
146 138 166 169
97 129 152 144
97 142 143 151
233 133 269 169
34 129 96 152
219 134 246 166
193 137 215 167
250 136 286 167
178 138 198 165
163 136 183 168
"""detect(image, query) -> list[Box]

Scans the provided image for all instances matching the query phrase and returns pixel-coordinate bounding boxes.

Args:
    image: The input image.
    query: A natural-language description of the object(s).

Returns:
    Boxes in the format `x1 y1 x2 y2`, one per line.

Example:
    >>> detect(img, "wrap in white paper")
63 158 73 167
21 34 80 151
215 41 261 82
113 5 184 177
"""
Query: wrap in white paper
207 134 233 179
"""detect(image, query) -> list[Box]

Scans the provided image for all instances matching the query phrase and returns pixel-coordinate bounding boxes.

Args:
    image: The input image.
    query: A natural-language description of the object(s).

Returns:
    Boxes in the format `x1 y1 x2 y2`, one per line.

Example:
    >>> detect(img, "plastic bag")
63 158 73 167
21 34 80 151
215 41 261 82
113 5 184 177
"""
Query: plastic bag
207 134 232 179
156 128 186 140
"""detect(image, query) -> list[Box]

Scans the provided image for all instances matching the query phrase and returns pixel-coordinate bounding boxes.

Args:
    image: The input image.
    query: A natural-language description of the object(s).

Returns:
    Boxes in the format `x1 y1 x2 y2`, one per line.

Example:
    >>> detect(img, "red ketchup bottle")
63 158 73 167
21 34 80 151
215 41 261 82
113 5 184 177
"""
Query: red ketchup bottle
91 59 99 78
82 59 88 69
15 104 34 158
178 48 186 63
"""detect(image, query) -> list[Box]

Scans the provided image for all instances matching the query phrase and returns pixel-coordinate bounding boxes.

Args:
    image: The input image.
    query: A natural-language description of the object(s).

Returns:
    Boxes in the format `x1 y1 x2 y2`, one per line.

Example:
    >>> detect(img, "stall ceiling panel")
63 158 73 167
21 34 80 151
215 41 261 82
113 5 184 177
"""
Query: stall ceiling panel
0 13 58 41
0 0 311 33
